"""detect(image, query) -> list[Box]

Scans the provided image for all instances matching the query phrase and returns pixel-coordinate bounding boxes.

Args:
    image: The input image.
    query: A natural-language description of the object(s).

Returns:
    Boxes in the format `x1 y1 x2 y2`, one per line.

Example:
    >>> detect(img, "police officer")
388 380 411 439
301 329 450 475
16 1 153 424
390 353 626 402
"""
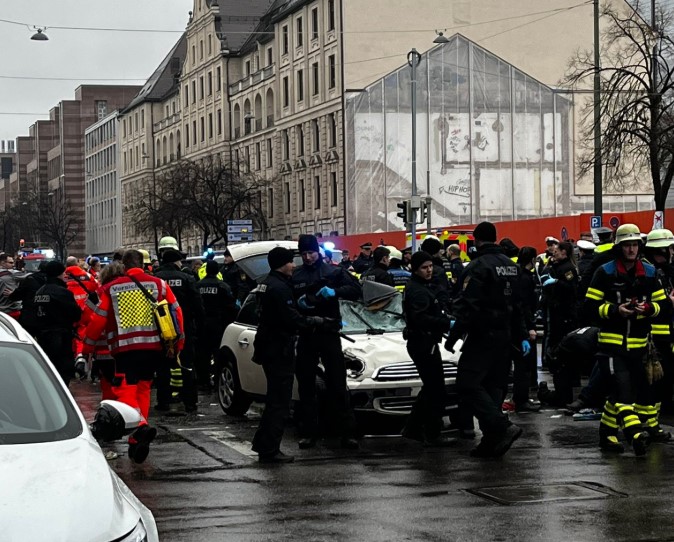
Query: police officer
154 248 204 412
11 260 48 336
361 246 395 287
34 261 82 385
197 260 237 388
338 249 353 270
402 251 455 447
251 247 340 463
352 242 374 274
222 248 256 304
386 247 411 291
576 239 596 300
292 234 361 449
198 250 224 280
420 236 451 309
446 221 528 458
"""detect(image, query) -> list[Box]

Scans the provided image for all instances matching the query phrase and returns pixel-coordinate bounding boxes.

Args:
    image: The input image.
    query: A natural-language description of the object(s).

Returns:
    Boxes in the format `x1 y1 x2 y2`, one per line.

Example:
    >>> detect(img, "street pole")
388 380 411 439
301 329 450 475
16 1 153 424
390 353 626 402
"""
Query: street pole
408 48 421 252
426 170 432 235
593 0 603 219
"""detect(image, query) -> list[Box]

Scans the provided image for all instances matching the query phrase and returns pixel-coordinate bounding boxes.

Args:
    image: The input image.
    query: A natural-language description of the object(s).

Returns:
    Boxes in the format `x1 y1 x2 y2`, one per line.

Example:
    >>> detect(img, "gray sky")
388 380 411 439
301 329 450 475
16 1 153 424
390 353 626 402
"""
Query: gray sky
0 0 192 142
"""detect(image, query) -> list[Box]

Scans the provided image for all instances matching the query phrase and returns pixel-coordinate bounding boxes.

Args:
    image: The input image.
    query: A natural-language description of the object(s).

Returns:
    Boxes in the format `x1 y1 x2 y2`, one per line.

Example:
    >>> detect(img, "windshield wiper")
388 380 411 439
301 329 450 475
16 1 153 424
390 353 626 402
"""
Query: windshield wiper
347 305 386 334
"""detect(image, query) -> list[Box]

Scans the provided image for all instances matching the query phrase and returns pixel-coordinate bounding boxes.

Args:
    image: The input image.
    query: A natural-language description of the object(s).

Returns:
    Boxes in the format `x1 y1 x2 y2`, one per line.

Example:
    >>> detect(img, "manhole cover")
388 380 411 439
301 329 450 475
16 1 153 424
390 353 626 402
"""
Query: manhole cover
466 481 627 505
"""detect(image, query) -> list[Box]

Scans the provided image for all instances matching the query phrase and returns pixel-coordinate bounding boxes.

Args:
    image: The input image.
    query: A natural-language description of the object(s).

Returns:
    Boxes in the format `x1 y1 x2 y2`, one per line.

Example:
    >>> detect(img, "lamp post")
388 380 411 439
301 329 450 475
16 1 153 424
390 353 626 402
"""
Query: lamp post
408 48 422 252
593 0 602 219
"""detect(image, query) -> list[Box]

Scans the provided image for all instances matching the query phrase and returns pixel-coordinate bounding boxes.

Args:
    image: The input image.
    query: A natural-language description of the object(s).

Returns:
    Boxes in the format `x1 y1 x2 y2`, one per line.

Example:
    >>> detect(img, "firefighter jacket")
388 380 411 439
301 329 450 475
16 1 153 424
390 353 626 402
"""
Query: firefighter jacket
197 262 223 281
154 263 205 337
34 277 81 333
65 266 99 309
198 275 238 329
451 243 527 342
403 273 453 343
361 263 395 287
292 259 361 320
82 267 184 357
584 258 667 357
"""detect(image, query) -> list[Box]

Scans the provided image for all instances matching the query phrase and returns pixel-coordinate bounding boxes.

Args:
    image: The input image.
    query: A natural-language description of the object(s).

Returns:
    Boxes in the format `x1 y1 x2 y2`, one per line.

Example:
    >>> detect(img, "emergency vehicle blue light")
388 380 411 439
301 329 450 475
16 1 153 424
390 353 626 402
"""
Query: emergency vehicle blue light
323 242 335 251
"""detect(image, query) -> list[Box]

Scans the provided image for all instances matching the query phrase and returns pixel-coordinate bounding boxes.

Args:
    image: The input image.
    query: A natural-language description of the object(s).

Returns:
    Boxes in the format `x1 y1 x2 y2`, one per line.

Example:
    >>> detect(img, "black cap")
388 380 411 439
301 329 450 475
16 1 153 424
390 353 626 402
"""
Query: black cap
360 242 373 249
205 260 220 276
268 247 294 270
298 234 320 253
45 260 66 278
162 249 183 263
411 251 433 272
473 221 497 242
420 237 443 255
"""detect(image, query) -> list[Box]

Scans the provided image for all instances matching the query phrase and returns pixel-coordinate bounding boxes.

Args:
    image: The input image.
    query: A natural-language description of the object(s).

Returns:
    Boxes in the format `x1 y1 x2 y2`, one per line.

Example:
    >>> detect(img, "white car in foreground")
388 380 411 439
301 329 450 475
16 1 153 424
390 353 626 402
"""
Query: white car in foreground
214 241 460 418
0 314 158 542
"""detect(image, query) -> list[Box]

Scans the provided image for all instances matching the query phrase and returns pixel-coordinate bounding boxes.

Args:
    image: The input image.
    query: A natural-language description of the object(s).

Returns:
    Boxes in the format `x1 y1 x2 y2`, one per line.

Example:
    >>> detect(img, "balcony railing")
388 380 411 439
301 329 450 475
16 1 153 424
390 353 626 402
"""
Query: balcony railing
228 64 276 96
153 112 181 131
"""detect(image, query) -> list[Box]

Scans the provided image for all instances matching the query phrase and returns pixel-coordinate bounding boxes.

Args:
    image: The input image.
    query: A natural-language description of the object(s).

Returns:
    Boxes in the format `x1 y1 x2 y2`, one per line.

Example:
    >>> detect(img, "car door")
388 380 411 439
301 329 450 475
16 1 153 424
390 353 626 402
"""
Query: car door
229 293 267 395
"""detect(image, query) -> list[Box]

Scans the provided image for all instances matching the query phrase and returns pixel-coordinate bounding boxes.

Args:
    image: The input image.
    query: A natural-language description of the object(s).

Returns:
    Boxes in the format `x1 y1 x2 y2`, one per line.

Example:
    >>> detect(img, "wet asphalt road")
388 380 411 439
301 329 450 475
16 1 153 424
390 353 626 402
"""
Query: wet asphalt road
72 380 674 542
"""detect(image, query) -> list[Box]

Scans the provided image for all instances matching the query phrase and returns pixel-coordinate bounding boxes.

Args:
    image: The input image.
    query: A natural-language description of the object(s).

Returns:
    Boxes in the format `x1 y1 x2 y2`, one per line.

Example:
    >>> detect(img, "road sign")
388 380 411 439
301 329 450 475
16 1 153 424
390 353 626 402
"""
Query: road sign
590 215 602 229
227 219 253 225
227 233 254 242
609 216 620 229
653 211 664 230
227 225 253 234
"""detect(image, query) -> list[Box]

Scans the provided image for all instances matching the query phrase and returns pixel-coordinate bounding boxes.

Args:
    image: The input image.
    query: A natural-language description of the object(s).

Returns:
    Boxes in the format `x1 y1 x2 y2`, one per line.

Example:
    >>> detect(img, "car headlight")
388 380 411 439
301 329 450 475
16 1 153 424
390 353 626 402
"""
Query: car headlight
344 352 366 378
117 520 148 542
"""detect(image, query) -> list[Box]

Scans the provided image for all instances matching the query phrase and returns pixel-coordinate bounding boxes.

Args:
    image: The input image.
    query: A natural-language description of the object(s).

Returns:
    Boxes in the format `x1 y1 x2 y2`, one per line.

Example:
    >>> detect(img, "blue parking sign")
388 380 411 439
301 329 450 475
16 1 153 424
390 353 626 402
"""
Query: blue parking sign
590 215 602 229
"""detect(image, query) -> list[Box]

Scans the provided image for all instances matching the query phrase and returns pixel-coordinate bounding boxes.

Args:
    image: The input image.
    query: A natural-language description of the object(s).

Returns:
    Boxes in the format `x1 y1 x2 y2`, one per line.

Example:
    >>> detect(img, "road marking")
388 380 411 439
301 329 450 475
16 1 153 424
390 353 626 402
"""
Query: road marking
176 427 223 432
204 430 257 459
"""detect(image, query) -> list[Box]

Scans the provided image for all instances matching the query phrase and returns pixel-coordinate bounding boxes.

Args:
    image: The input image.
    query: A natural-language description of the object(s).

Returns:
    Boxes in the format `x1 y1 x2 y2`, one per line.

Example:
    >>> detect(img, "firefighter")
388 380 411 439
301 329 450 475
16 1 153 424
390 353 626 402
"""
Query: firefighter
65 256 99 379
197 260 237 388
197 250 224 280
292 234 361 449
34 261 82 385
252 247 341 463
361 246 395 287
445 221 528 458
83 249 184 463
138 249 153 274
154 248 204 413
386 247 411 292
401 251 456 447
584 224 668 455
352 242 374 274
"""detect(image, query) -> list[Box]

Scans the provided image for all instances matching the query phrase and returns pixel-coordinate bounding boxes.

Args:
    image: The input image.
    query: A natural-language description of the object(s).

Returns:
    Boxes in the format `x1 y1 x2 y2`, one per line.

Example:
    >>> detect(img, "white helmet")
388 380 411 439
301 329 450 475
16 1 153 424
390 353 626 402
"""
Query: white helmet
158 236 179 251
385 245 403 261
614 224 641 245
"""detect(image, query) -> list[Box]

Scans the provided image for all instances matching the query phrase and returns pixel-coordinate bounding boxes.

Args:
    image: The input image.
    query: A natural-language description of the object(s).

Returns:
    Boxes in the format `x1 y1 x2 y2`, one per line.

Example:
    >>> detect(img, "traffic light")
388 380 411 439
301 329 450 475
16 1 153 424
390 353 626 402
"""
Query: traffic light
418 200 428 224
396 200 409 224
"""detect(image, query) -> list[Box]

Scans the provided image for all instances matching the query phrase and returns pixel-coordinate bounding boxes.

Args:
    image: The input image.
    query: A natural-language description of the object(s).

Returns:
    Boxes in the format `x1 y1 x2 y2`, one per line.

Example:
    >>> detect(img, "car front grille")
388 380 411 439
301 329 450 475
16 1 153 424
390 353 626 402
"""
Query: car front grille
373 362 458 382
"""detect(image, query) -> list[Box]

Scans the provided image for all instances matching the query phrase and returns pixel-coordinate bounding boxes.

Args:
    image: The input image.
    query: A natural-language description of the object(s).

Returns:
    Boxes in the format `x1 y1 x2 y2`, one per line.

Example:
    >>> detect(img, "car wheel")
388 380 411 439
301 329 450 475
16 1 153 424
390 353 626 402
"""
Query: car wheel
216 354 252 417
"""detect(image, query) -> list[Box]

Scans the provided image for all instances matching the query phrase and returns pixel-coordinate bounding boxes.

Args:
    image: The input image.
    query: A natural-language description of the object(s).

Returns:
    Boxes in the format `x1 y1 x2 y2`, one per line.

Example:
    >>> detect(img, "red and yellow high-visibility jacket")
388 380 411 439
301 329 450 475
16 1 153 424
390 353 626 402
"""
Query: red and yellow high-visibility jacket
83 268 184 356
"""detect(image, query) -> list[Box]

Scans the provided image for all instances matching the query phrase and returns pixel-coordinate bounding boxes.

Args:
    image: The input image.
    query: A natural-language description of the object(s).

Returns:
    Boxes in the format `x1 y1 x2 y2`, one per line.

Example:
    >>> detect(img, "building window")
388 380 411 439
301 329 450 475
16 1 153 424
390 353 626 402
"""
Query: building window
216 67 222 91
329 113 337 147
267 47 273 66
140 109 145 127
284 182 291 213
192 45 195 64
217 109 222 135
134 112 138 132
299 179 305 211
185 123 190 147
314 175 321 209
207 72 213 95
297 70 304 102
297 125 305 156
328 0 335 31
312 119 320 152
329 55 336 89
245 60 251 76
166 105 170 118
199 76 204 100
123 119 127 137
267 138 273 167
312 62 319 95
192 120 197 144
282 130 289 160
208 34 212 55
200 39 204 59
200 117 205 142
268 187 274 218
331 171 338 206
244 146 250 172
255 142 261 170
208 113 213 139
311 7 319 40
283 77 289 108
297 16 303 47
282 26 289 54
191 81 196 103
184 85 189 106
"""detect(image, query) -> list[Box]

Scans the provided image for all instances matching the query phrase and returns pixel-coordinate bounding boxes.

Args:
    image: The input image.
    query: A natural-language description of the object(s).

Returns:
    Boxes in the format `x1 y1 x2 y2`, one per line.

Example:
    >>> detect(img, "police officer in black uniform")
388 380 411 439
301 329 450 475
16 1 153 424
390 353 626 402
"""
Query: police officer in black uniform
197 260 238 388
154 248 204 412
12 260 48 336
361 246 395 287
402 251 455 446
251 247 341 463
446 221 528 458
352 242 374 274
420 236 452 309
34 261 81 385
221 248 256 304
292 234 362 449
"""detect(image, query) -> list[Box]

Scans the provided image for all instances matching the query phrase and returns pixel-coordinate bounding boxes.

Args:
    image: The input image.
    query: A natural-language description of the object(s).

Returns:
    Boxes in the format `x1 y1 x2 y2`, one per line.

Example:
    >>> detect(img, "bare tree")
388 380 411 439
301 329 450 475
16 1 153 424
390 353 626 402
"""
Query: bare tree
34 192 79 260
562 2 674 210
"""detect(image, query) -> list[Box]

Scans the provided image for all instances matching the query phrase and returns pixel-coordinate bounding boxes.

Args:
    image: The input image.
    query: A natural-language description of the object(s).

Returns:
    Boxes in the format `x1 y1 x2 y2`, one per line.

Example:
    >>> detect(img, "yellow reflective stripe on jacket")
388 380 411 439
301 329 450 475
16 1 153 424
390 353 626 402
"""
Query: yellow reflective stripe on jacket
651 302 661 317
652 289 667 302
626 337 648 349
586 287 604 301
651 324 670 335
598 303 613 319
598 332 623 345
395 285 405 292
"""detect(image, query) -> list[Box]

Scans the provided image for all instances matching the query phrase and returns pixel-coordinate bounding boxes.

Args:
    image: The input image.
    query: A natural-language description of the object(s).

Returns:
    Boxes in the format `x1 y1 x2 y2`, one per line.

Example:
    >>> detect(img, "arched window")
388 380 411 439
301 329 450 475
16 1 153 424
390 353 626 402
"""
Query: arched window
162 136 168 165
243 99 252 135
176 129 181 159
233 103 241 138
254 94 262 131
155 140 161 167
266 88 274 127
169 133 174 161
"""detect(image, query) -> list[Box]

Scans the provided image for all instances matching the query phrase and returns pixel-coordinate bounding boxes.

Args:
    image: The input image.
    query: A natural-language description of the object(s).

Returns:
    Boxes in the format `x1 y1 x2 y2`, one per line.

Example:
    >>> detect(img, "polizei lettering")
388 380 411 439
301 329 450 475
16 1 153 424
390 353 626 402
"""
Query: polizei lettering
495 266 518 277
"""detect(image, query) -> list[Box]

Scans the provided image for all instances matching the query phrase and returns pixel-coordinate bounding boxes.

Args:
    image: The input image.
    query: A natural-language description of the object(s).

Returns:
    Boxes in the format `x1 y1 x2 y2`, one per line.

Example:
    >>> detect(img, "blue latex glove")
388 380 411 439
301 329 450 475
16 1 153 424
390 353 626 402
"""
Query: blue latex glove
235 299 241 308
449 319 455 329
317 286 336 299
521 340 531 356
298 295 314 310
542 277 558 287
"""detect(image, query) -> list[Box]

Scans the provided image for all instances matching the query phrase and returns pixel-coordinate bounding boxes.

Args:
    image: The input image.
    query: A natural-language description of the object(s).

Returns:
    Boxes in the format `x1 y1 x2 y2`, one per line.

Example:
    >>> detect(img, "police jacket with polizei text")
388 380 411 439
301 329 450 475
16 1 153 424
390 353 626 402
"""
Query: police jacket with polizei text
584 258 667 357
403 274 453 342
451 243 527 341
361 263 395 287
197 275 237 327
292 260 362 320
34 278 81 333
222 262 256 303
542 258 579 319
154 263 205 335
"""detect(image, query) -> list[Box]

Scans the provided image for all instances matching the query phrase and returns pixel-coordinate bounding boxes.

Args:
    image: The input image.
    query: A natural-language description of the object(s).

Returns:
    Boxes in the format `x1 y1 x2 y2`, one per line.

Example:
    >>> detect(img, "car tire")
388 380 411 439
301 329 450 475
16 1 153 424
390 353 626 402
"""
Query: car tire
216 352 252 417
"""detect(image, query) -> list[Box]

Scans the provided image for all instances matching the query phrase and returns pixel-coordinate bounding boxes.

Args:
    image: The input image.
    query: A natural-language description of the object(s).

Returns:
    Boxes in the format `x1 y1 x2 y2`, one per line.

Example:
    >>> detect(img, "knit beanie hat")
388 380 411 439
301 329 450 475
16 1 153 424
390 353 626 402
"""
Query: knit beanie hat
298 234 320 253
420 237 443 255
411 251 433 272
473 221 497 243
45 261 66 278
268 247 295 270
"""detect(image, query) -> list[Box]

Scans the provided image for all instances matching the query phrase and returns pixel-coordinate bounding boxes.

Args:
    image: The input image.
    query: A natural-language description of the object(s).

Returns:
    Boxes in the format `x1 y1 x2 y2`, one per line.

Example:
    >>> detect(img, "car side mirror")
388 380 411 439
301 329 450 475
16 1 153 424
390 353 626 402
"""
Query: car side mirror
89 399 143 442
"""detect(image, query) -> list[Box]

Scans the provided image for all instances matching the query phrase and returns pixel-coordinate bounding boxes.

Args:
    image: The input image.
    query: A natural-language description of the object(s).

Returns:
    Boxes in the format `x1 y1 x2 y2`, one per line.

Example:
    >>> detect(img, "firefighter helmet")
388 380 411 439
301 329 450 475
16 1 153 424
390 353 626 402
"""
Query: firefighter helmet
158 236 179 251
138 249 151 264
385 246 403 261
645 228 674 248
614 224 642 244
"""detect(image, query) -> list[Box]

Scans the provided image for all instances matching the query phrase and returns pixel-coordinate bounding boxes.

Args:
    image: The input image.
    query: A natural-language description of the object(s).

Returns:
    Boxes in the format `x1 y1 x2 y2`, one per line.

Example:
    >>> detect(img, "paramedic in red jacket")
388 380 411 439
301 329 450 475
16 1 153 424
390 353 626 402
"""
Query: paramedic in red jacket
83 249 184 463
65 256 99 376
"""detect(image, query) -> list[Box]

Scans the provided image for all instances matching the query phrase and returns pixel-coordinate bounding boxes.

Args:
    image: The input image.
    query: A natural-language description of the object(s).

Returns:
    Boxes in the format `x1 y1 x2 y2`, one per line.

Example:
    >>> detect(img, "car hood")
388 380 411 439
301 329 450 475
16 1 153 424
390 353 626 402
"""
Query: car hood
0 435 142 542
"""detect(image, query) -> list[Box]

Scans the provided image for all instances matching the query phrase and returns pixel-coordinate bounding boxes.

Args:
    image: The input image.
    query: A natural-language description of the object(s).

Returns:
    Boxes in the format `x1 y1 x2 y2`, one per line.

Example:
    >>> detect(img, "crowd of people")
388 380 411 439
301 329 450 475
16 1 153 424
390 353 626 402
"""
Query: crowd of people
3 219 673 464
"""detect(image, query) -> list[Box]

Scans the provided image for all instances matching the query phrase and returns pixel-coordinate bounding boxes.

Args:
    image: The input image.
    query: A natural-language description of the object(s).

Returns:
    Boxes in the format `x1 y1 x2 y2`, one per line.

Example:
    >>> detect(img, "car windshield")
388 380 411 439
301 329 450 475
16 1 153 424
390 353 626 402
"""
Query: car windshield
0 343 82 444
24 259 45 272
237 253 303 281
340 294 405 335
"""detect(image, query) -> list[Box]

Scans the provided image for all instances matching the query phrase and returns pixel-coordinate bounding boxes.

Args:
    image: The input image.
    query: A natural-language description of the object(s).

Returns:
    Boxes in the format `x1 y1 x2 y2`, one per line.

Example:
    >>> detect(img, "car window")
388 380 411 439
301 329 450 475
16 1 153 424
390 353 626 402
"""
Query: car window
236 292 260 327
0 343 82 444
340 294 406 335
237 253 303 282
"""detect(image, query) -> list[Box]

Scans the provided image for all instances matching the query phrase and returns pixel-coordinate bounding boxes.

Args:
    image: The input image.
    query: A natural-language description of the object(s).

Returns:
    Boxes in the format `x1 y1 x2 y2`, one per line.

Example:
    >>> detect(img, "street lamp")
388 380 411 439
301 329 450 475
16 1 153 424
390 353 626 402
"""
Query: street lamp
408 48 422 252
433 30 450 44
593 0 602 219
30 27 49 41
